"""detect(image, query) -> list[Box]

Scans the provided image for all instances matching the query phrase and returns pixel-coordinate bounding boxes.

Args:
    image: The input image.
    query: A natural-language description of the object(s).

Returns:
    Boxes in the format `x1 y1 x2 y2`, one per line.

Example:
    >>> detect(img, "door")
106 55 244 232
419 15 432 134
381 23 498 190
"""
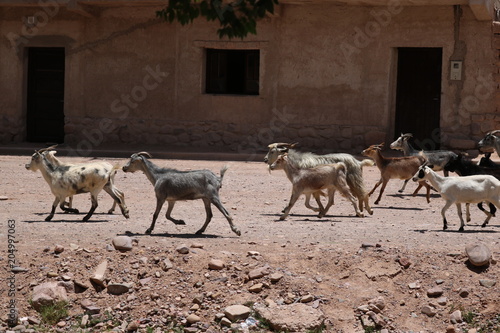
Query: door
27 47 65 143
394 47 442 149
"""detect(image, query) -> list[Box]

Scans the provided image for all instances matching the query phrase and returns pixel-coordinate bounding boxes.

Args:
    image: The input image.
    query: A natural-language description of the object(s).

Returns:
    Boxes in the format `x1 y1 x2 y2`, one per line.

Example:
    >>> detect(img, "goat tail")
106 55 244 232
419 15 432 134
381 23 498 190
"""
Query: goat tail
336 161 347 172
360 159 375 168
219 165 229 187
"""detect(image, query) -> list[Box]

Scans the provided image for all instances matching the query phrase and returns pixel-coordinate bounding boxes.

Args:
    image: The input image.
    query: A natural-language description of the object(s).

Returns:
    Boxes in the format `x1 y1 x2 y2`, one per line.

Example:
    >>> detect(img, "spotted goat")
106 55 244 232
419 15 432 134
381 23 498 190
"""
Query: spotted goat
25 146 129 222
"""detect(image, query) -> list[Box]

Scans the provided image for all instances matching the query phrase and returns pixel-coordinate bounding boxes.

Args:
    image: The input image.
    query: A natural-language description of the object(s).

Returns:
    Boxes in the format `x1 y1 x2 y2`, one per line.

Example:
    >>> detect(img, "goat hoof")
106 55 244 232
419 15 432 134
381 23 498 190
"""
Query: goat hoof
145 228 152 235
481 223 487 228
233 229 241 236
195 230 204 235
173 220 186 225
279 216 286 221
107 210 114 214
45 216 53 222
443 225 447 230
398 190 403 193
458 227 464 232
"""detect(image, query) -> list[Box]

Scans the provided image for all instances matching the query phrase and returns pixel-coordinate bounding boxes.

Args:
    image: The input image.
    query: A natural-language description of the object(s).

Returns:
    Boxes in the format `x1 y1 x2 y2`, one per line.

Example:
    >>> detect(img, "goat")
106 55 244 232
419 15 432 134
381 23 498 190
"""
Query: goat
478 130 500 156
390 133 457 177
44 149 124 214
122 152 240 236
412 163 500 231
361 143 431 204
444 153 500 221
264 143 373 215
25 147 129 222
269 154 362 220
478 152 500 169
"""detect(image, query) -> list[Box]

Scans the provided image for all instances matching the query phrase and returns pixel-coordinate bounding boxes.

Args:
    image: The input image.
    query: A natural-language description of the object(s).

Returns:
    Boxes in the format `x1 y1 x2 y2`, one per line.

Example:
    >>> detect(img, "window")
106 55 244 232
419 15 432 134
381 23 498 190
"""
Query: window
206 49 260 95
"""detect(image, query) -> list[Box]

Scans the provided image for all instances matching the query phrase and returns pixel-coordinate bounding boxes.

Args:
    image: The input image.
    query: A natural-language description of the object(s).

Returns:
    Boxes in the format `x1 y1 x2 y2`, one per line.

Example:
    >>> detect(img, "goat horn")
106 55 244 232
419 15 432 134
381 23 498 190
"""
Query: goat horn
267 142 296 149
37 145 58 154
487 130 500 136
136 152 152 158
402 133 413 138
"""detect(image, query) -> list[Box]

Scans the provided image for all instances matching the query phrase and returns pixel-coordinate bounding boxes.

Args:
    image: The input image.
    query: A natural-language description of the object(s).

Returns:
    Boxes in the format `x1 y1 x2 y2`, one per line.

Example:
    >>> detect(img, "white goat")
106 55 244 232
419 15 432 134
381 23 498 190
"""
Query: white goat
269 154 363 220
478 130 500 156
264 142 373 215
25 147 129 221
122 152 240 236
412 163 500 231
44 150 123 214
362 143 431 204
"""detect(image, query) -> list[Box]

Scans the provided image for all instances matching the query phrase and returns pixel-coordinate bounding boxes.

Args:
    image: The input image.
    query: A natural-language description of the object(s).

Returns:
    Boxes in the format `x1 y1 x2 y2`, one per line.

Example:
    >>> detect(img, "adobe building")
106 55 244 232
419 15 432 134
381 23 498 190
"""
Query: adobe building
0 0 499 157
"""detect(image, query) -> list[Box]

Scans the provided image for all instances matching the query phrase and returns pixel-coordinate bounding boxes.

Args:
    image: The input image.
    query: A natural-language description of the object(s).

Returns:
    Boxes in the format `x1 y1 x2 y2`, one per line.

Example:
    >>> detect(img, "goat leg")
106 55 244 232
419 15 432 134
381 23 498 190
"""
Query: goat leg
304 193 321 212
146 197 165 234
441 201 452 231
103 185 129 218
280 190 301 220
164 201 185 225
374 180 388 205
456 203 466 232
209 197 241 236
195 198 213 235
82 195 98 222
315 191 328 218
46 197 60 221
398 179 410 193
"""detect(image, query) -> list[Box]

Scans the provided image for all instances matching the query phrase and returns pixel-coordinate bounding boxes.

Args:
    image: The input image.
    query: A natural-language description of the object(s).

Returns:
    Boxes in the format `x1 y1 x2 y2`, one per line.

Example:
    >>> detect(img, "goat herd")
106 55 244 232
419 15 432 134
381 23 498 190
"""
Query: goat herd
24 130 500 236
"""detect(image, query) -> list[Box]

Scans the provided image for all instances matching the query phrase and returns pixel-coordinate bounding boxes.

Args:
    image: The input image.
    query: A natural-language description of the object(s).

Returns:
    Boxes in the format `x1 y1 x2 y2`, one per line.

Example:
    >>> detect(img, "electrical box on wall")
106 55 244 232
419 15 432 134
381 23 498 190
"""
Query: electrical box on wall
450 61 462 80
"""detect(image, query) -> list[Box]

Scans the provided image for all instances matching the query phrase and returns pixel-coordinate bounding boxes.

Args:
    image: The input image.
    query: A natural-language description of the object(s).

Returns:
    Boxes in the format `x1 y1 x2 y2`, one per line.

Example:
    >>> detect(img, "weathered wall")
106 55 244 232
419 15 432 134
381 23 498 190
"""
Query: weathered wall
0 3 497 155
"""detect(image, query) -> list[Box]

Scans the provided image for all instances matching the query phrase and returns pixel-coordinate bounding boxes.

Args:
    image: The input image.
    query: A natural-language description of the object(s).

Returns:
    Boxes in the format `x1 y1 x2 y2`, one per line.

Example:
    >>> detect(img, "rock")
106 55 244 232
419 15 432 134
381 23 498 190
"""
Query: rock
437 297 448 305
56 321 66 327
81 314 89 328
450 310 462 324
300 294 314 303
249 283 263 293
161 258 174 271
208 259 225 270
139 277 152 286
90 261 108 287
112 236 133 252
421 305 437 317
254 303 325 332
367 310 386 327
54 245 64 254
176 244 190 254
126 320 139 332
427 287 444 297
31 282 69 311
27 317 40 325
224 305 251 322
191 242 204 249
247 251 260 256
0 195 8 200
369 296 385 311
220 317 232 327
270 273 283 283
465 243 491 266
446 324 457 333
11 266 29 273
248 266 271 280
107 283 131 295
397 257 411 268
408 282 420 289
459 288 470 298
186 314 201 325
479 279 496 288
84 305 101 315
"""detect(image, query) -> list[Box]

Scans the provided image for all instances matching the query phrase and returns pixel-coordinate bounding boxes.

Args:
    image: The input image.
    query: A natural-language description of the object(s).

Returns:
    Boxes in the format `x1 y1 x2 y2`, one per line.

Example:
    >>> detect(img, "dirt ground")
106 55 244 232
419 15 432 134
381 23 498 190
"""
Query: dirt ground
0 152 499 333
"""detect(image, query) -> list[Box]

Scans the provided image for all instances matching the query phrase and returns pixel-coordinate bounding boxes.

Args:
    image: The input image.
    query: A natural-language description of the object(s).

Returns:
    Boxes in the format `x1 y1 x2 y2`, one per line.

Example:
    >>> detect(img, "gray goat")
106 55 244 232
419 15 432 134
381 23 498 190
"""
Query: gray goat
122 152 240 236
478 130 500 156
390 133 457 177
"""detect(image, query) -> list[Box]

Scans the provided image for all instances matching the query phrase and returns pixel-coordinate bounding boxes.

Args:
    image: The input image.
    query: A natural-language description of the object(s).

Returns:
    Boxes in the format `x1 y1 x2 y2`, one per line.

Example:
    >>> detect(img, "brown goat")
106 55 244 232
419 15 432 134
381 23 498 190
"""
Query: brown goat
362 143 431 205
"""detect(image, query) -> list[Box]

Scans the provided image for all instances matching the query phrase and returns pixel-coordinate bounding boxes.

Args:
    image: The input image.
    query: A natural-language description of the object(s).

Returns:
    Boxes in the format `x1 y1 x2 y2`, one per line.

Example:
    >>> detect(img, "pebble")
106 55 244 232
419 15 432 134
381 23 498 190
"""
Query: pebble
300 294 314 303
107 283 131 295
450 310 462 324
112 236 133 252
80 315 89 328
224 304 251 322
191 242 204 249
437 296 448 305
0 195 8 200
208 259 225 270
270 273 283 283
126 321 139 332
398 257 412 268
186 314 201 325
446 325 457 333
90 261 108 287
54 245 64 254
249 283 263 293
479 279 496 288
11 266 29 273
459 288 470 298
248 266 270 280
421 305 437 317
408 282 421 289
427 287 444 297
176 244 190 254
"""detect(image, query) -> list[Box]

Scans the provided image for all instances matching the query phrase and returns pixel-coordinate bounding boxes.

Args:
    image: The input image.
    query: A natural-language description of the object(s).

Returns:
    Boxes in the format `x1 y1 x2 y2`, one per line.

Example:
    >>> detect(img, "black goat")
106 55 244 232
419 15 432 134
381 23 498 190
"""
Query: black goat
478 152 500 169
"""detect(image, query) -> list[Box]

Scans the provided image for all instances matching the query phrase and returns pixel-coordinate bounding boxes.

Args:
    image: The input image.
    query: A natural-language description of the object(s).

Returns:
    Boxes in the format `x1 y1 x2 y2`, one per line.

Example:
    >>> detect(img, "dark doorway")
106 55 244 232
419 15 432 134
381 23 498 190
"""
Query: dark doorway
27 47 65 143
394 47 442 150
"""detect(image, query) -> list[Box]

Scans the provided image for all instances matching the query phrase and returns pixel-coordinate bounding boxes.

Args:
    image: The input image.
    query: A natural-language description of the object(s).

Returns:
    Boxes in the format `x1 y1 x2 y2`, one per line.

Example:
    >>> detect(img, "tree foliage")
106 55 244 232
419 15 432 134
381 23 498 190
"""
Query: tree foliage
156 0 279 39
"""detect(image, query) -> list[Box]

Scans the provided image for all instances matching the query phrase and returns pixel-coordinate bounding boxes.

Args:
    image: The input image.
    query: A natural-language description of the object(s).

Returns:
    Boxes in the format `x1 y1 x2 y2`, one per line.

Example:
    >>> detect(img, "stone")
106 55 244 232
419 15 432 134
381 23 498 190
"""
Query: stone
112 236 133 252
54 245 64 254
90 261 108 287
0 196 8 200
421 305 437 317
408 282 420 289
270 273 283 283
397 257 411 268
479 279 496 288
224 305 251 322
176 244 190 254
369 296 385 311
254 303 325 332
81 314 89 328
437 297 448 305
126 320 139 332
465 243 492 267
248 266 270 280
249 283 263 293
427 287 444 297
367 310 386 327
220 317 232 327
11 266 29 273
161 258 174 271
191 242 204 249
186 314 201 325
107 283 131 295
208 259 225 270
31 282 69 311
459 288 470 298
446 324 457 333
300 294 314 303
450 310 462 324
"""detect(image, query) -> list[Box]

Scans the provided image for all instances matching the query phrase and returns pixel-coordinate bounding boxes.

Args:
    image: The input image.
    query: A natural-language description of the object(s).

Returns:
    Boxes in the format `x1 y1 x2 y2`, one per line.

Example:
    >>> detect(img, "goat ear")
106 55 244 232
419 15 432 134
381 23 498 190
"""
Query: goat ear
427 164 434 169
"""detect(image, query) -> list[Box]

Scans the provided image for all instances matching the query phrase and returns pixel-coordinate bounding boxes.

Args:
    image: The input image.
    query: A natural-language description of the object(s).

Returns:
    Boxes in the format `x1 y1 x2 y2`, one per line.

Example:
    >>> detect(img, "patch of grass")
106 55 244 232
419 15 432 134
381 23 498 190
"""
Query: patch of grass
38 301 68 325
463 310 477 324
